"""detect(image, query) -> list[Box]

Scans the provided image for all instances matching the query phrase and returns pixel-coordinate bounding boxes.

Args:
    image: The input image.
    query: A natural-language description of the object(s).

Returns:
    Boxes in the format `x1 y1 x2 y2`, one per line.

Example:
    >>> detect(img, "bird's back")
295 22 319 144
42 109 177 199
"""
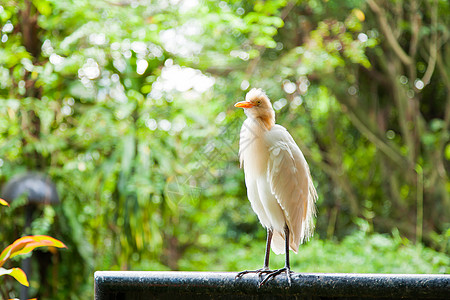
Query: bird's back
265 125 317 253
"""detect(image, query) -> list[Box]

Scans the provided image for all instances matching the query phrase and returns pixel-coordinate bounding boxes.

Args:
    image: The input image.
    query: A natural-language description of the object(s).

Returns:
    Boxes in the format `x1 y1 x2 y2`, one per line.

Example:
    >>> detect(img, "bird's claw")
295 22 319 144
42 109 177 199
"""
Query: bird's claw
235 268 270 280
258 267 292 287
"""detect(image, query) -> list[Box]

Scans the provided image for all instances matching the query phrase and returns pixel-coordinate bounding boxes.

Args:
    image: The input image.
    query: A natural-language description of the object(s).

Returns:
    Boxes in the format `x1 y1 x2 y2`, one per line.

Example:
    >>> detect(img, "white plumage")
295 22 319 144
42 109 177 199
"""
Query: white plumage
236 88 317 255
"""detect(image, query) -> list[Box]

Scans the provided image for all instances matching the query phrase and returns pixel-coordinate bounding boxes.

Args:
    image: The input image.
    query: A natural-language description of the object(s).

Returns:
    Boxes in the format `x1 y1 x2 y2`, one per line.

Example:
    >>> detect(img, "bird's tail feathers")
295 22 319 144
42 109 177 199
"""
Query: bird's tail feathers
271 230 299 255
271 231 285 255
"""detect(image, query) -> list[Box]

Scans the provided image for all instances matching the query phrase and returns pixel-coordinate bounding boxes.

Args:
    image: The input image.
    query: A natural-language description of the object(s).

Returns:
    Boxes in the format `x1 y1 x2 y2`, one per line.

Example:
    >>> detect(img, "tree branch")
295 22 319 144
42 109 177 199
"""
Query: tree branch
408 0 420 81
343 103 410 168
377 48 417 164
421 0 438 86
435 51 450 164
367 0 413 66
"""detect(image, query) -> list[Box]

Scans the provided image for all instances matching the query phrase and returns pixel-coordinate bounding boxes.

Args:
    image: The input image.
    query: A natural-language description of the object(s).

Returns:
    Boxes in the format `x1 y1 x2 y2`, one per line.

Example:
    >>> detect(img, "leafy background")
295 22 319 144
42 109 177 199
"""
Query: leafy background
0 0 448 298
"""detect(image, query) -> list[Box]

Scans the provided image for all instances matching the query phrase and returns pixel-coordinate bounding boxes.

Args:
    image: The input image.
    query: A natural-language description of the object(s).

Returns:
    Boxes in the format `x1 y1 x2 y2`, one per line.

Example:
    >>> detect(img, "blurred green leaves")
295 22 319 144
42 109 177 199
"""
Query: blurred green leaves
0 0 449 298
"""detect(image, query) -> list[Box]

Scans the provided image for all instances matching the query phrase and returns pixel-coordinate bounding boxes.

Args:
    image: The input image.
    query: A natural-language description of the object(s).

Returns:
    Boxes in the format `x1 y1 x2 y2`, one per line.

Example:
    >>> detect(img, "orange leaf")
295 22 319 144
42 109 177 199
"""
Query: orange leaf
0 235 67 267
0 267 29 287
0 237 35 267
10 235 67 259
0 198 9 206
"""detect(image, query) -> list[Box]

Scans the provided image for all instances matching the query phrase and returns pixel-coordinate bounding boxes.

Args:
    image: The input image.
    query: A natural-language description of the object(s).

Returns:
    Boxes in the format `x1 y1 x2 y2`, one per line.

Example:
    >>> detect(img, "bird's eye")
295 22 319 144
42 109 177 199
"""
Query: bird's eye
256 100 261 105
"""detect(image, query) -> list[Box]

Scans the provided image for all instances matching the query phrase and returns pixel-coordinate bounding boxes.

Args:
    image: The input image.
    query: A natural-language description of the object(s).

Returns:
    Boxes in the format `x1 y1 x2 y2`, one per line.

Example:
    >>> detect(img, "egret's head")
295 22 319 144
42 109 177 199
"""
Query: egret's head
234 88 275 129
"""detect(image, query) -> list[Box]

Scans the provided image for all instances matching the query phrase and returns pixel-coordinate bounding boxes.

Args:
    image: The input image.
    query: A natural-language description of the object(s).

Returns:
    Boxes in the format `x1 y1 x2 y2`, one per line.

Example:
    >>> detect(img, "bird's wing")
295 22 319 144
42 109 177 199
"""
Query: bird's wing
265 125 317 253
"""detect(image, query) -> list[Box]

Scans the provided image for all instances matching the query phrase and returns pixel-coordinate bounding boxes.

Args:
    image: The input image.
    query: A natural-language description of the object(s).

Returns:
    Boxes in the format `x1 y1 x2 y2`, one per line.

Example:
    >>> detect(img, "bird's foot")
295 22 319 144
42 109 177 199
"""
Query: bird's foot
259 267 292 287
235 267 270 280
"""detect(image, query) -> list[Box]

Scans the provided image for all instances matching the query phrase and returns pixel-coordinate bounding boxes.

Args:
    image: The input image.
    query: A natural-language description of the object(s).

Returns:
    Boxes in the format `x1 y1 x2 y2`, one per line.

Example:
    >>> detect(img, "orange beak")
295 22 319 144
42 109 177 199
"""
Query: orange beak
234 101 254 108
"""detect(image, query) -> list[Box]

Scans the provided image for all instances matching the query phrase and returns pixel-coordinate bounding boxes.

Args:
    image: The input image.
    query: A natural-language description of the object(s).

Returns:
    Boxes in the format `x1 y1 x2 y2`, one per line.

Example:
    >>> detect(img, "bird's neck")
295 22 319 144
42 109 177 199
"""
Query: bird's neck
246 115 274 132
245 109 275 131
259 115 275 131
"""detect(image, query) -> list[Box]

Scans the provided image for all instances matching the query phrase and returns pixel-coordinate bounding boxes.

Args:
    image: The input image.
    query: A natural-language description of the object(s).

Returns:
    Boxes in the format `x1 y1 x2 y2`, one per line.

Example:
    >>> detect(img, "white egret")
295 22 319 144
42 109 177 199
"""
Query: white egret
234 88 317 285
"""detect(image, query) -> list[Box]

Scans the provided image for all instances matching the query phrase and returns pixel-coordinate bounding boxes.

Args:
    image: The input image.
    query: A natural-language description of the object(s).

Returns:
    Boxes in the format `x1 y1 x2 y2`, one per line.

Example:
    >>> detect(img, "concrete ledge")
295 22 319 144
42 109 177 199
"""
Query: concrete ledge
94 271 450 299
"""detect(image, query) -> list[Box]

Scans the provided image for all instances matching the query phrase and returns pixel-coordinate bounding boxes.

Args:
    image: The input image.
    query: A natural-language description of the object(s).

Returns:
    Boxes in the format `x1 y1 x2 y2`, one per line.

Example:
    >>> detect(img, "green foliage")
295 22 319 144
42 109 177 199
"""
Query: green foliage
181 229 449 274
0 0 448 299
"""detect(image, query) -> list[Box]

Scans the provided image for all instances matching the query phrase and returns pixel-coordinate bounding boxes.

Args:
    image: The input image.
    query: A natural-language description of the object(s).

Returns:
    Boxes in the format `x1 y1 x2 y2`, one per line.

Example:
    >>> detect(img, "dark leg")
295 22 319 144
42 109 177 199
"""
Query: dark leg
285 225 291 270
235 229 273 279
259 225 293 286
263 229 273 269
